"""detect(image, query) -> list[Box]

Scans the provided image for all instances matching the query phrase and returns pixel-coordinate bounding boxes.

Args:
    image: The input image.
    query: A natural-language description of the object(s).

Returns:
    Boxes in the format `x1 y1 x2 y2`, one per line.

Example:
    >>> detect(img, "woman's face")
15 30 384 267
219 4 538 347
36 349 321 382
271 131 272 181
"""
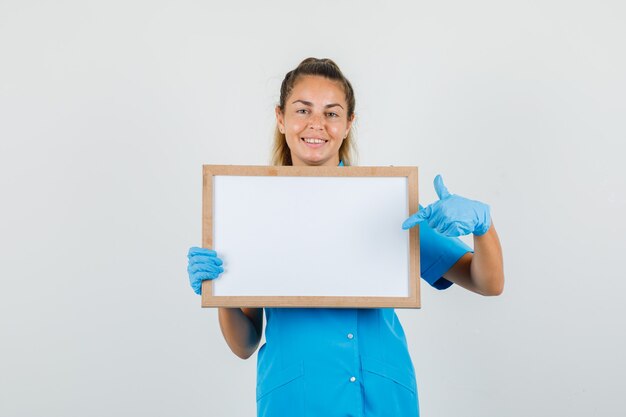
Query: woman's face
276 75 354 166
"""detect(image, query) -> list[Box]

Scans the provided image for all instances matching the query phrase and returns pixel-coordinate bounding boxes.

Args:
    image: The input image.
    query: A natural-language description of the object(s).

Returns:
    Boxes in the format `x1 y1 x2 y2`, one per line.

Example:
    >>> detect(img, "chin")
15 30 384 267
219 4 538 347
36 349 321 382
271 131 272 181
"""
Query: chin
302 159 325 166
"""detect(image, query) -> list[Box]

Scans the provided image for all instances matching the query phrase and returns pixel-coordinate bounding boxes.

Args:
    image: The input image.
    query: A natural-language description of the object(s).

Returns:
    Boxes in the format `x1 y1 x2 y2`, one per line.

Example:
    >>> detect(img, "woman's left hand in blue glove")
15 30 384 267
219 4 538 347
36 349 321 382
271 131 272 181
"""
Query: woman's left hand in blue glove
402 175 491 237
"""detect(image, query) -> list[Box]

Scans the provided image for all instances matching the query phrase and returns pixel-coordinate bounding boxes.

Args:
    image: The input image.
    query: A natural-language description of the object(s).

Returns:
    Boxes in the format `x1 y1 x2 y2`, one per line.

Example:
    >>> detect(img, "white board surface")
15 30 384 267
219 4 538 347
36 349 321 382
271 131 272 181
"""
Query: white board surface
212 175 410 297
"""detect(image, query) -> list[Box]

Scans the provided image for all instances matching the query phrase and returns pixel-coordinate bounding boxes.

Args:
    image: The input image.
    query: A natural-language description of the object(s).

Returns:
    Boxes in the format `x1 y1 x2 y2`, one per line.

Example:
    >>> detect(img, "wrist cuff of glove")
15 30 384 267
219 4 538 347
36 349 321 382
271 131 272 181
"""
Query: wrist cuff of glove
474 206 491 236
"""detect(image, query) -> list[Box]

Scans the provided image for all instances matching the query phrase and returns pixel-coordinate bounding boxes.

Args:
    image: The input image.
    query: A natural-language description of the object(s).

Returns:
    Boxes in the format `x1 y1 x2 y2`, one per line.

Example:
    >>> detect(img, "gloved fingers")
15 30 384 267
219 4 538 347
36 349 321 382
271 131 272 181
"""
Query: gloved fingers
402 205 432 230
188 246 223 267
193 270 222 281
434 175 451 200
188 270 221 295
188 246 217 258
191 281 202 295
424 203 457 235
419 204 433 220
188 262 224 275
425 214 446 235
187 247 224 295
436 220 471 237
189 254 223 267
401 214 420 230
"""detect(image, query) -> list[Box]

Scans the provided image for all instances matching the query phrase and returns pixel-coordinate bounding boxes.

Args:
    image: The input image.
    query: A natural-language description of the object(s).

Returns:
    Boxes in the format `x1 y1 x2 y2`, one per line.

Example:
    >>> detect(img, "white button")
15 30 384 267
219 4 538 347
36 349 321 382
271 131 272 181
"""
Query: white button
350 376 356 382
347 333 354 339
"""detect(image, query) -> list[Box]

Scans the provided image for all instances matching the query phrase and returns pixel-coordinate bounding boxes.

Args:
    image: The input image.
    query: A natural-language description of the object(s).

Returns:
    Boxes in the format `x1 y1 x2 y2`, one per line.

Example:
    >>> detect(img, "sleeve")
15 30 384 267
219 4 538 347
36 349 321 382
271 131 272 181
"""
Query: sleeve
419 213 473 290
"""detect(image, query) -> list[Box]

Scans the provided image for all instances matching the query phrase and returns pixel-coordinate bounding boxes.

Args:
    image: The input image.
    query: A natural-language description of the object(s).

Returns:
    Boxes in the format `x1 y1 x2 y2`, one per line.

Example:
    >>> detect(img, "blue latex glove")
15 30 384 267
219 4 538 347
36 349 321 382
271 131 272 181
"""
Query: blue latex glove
187 246 224 295
402 175 491 237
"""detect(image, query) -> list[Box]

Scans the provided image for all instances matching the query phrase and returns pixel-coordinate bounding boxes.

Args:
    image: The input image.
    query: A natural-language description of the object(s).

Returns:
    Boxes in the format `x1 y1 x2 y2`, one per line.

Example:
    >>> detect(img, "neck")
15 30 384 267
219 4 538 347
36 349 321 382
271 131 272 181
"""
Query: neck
291 155 340 167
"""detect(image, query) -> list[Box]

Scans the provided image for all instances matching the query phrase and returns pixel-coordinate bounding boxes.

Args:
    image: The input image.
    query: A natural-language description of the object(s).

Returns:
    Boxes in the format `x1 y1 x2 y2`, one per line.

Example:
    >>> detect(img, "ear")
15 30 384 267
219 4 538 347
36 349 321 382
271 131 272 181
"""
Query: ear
345 113 355 138
275 106 285 134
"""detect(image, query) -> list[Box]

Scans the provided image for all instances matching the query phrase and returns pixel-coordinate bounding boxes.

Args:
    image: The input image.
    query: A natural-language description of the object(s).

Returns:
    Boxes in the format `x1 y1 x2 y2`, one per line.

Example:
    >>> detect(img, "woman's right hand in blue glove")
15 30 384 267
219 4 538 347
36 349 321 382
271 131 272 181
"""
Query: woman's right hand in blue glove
187 247 224 295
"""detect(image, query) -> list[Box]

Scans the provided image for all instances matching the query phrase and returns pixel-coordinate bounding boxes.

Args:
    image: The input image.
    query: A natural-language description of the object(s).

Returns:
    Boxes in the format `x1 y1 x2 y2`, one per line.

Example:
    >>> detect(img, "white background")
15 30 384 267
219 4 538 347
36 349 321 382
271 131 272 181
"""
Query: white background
1 1 624 416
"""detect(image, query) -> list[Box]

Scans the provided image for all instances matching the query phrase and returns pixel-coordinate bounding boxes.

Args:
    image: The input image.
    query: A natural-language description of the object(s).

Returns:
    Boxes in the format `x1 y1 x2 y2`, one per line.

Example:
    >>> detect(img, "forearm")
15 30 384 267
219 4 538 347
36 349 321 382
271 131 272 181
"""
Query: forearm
218 307 263 359
470 223 504 296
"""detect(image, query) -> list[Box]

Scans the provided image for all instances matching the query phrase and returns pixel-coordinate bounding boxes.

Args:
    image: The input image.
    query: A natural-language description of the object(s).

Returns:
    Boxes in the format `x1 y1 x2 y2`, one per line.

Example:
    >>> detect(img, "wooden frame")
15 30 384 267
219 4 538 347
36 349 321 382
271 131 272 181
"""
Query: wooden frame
201 165 420 308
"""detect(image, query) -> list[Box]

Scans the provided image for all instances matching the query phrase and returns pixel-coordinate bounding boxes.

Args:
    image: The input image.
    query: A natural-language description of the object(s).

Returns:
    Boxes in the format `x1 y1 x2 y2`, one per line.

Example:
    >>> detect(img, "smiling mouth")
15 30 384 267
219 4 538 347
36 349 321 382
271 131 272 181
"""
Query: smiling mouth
301 137 328 144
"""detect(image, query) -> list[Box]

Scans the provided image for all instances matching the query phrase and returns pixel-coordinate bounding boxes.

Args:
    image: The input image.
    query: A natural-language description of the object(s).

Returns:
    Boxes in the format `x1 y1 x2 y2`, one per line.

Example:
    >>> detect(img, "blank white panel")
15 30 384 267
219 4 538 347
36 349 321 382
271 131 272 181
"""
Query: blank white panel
212 176 409 297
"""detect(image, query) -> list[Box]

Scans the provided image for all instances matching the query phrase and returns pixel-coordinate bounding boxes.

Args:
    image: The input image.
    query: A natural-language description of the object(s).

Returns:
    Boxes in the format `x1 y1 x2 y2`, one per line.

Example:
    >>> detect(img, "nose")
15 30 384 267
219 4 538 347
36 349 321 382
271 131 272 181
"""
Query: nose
308 113 324 130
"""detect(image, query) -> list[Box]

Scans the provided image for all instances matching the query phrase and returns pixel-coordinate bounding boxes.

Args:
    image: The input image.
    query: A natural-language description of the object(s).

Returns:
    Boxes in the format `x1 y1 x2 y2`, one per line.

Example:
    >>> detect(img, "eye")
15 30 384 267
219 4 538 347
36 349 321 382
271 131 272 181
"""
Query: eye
296 108 308 114
327 112 339 118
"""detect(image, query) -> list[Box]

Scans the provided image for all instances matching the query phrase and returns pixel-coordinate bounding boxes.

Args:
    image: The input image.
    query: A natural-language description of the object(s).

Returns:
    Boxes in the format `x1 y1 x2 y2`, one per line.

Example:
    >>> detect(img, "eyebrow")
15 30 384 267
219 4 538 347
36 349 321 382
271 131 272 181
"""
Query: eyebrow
292 99 344 110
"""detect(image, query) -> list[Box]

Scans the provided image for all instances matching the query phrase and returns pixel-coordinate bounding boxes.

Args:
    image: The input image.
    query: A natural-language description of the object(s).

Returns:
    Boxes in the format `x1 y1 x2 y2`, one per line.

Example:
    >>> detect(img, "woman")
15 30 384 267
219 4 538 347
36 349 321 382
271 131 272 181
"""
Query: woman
187 57 504 417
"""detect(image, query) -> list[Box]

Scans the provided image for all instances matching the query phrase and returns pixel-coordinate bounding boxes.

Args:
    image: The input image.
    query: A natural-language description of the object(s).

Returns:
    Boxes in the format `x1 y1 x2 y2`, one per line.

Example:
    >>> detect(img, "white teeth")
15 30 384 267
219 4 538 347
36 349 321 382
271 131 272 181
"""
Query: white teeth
303 138 326 144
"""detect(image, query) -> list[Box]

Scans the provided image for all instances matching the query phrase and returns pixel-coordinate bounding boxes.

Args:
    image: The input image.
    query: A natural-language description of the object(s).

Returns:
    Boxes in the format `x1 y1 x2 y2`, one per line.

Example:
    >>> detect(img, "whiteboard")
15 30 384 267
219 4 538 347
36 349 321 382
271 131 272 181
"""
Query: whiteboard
201 165 420 308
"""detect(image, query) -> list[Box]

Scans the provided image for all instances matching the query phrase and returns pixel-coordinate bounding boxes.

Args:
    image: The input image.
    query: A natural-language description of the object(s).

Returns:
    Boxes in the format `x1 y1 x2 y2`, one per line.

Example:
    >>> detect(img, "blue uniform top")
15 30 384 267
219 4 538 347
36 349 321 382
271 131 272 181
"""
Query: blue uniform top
256 163 472 417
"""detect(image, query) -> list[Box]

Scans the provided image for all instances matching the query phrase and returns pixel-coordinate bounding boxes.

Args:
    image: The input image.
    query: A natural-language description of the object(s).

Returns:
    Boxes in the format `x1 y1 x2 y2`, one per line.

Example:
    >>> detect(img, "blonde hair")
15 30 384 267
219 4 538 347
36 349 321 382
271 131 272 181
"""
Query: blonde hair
271 57 357 166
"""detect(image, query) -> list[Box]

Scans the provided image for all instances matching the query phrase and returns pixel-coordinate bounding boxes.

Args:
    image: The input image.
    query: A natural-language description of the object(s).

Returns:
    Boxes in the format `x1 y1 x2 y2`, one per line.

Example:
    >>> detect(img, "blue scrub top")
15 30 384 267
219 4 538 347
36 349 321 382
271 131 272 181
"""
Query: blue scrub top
256 163 472 417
